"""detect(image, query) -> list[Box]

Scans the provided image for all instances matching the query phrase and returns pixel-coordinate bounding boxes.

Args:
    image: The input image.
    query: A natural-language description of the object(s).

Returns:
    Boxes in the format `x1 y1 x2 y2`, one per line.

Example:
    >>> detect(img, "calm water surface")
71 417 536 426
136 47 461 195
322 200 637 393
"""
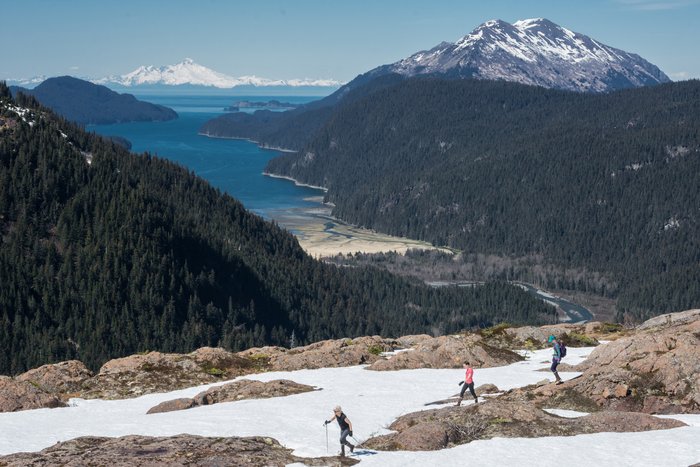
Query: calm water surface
90 94 323 219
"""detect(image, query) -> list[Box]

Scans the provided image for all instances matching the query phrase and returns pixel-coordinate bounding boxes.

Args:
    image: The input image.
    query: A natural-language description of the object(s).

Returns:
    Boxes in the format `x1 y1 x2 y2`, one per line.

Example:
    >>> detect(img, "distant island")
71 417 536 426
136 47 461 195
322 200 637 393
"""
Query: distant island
10 76 177 125
224 100 300 112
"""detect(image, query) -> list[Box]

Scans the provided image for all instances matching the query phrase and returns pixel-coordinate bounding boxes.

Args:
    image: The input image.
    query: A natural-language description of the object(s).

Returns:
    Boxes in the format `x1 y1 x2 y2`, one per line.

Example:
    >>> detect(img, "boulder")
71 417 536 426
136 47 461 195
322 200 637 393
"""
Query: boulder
476 383 500 395
146 398 197 414
0 376 65 412
0 434 358 466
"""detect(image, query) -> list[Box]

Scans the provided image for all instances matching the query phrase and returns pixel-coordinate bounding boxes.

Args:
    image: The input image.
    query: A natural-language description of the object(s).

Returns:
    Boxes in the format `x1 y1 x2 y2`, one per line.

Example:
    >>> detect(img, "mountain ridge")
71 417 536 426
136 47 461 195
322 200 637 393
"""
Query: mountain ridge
369 18 670 92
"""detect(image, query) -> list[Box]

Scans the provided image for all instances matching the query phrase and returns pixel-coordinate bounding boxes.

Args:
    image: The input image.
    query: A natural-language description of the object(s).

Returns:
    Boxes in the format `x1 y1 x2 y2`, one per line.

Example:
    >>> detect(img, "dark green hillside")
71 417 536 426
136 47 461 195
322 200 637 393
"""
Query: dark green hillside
199 73 405 150
11 76 177 125
265 78 700 321
0 83 554 374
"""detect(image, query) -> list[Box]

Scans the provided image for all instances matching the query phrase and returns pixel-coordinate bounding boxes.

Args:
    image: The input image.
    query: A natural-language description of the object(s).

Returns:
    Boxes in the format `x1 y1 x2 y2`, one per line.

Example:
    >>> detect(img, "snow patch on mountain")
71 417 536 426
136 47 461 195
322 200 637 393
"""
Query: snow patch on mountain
376 18 670 93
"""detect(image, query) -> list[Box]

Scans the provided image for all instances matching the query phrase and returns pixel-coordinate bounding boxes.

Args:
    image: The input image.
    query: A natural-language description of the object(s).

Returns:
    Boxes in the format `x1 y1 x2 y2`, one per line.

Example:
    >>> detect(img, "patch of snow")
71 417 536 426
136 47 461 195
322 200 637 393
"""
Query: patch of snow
543 408 588 418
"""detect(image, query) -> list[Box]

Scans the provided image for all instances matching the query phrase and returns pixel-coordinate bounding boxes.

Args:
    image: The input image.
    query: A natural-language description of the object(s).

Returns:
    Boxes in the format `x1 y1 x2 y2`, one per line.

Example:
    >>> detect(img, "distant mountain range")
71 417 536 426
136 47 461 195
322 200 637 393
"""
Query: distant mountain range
95 58 343 89
8 59 343 91
367 18 670 93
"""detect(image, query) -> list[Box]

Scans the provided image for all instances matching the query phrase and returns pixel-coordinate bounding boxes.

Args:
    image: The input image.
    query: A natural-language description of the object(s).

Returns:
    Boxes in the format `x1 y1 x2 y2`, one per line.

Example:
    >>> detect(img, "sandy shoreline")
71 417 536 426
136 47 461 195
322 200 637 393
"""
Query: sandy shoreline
269 204 451 258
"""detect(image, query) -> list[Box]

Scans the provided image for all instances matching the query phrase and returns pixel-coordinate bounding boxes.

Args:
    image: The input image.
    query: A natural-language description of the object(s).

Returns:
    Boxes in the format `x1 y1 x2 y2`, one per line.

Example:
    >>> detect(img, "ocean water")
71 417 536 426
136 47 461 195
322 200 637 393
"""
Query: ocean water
89 94 324 220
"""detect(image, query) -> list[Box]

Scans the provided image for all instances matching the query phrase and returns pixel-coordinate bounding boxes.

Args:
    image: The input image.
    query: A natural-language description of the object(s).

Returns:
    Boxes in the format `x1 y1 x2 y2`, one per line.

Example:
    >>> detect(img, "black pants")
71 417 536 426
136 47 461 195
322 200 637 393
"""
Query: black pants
340 428 353 447
460 382 476 399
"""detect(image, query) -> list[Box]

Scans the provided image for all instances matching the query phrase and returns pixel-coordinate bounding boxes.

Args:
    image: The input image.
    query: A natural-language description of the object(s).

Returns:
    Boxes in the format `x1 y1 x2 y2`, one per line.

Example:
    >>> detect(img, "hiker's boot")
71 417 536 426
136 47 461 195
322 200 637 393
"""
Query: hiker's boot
349 443 355 454
455 398 462 407
474 397 479 404
340 446 345 457
554 371 563 384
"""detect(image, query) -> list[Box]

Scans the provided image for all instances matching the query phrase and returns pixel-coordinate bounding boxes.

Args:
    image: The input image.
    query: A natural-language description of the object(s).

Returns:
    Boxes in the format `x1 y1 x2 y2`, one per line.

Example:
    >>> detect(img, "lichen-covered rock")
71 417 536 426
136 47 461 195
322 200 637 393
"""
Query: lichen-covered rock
0 434 358 466
0 376 65 412
147 379 316 414
82 348 258 400
570 309 700 413
16 360 93 395
363 399 685 451
238 336 397 371
367 334 522 371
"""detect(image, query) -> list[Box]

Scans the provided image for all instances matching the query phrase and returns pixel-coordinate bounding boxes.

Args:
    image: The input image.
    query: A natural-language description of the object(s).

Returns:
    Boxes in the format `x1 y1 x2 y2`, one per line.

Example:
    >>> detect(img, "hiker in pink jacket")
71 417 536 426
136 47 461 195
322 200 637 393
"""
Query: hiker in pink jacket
456 361 478 406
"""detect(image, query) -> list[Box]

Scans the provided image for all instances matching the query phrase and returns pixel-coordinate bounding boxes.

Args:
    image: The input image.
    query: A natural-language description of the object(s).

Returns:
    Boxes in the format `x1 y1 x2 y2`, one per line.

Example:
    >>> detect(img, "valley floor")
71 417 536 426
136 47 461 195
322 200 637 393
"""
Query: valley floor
1 347 698 466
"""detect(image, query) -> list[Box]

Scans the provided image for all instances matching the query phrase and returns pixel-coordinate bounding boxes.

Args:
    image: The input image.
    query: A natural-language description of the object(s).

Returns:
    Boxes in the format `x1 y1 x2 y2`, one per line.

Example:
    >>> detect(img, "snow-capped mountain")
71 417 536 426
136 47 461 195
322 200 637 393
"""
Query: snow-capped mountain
97 58 342 89
372 18 670 92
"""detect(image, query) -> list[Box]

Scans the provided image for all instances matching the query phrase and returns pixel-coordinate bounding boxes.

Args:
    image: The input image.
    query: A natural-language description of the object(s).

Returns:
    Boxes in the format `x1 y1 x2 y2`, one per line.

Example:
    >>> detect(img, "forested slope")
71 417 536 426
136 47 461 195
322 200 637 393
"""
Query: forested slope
265 78 700 321
0 83 554 374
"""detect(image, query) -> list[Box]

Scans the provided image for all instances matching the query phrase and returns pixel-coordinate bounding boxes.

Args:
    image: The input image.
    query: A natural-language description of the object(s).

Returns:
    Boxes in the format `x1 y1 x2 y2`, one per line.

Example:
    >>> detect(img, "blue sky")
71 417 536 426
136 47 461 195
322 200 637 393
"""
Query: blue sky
2 0 699 82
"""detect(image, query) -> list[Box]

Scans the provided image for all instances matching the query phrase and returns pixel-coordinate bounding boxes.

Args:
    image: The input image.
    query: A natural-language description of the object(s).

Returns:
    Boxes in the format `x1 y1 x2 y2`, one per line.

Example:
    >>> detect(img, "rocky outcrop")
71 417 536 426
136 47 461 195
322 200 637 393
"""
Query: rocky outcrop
565 309 700 414
0 434 358 466
147 379 316 414
363 399 685 451
82 348 259 400
16 360 93 395
0 376 65 412
238 336 397 371
367 334 522 371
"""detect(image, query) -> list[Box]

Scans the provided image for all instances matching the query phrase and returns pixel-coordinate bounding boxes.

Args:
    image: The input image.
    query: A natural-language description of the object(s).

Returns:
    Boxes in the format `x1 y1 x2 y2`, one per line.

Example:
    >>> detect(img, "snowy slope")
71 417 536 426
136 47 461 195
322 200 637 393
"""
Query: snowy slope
97 58 342 88
1 346 698 466
372 18 669 93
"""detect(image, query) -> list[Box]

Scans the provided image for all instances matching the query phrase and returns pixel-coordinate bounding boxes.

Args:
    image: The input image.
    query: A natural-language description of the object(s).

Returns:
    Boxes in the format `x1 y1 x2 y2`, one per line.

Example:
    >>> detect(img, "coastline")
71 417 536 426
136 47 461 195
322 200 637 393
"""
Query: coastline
197 132 298 153
263 172 328 192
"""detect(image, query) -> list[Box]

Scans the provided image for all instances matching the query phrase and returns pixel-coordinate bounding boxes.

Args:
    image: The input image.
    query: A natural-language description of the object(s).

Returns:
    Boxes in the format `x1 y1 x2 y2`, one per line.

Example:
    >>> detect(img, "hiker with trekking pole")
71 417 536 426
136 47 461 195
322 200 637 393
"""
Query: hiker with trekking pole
323 405 355 456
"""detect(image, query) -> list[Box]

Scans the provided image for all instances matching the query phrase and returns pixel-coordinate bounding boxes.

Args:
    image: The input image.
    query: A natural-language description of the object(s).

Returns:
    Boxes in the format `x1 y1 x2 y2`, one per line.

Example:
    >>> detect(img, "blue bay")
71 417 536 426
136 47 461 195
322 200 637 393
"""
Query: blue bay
89 94 323 220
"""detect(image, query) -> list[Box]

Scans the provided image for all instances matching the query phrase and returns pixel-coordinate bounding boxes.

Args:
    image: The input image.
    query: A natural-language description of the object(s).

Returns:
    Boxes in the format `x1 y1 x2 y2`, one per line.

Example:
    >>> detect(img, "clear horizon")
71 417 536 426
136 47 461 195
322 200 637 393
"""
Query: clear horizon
2 0 699 82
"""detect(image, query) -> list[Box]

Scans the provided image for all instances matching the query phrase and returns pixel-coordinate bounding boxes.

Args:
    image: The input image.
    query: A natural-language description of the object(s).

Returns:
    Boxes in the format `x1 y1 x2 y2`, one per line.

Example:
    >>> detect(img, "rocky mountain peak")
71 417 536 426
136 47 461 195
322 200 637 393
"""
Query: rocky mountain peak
375 18 670 93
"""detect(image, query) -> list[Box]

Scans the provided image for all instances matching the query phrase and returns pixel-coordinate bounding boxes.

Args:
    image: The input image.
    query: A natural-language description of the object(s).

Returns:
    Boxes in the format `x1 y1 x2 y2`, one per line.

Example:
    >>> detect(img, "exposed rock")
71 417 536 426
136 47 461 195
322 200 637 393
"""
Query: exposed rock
0 376 65 412
363 399 685 451
0 434 358 466
16 360 93 395
569 309 700 413
82 348 258 400
238 336 396 372
366 334 522 371
147 379 316 414
637 308 700 330
146 398 196 414
476 383 500 395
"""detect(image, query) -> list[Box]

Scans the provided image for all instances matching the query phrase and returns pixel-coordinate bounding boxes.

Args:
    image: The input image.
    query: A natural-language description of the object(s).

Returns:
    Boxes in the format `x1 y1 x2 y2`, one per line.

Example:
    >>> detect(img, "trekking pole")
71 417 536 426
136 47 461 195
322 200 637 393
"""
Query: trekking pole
325 423 329 453
350 435 363 448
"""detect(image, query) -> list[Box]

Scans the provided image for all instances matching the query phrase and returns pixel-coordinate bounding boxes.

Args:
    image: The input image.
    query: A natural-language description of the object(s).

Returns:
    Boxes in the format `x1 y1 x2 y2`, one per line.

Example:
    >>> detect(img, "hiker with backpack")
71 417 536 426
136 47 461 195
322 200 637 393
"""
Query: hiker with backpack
456 360 478 406
324 405 354 456
548 335 566 384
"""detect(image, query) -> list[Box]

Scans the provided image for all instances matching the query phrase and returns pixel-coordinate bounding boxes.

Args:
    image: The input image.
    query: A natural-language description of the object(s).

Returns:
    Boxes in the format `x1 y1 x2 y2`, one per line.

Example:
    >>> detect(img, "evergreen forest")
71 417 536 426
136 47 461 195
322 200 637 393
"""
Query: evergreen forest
0 83 555 375
260 78 700 322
